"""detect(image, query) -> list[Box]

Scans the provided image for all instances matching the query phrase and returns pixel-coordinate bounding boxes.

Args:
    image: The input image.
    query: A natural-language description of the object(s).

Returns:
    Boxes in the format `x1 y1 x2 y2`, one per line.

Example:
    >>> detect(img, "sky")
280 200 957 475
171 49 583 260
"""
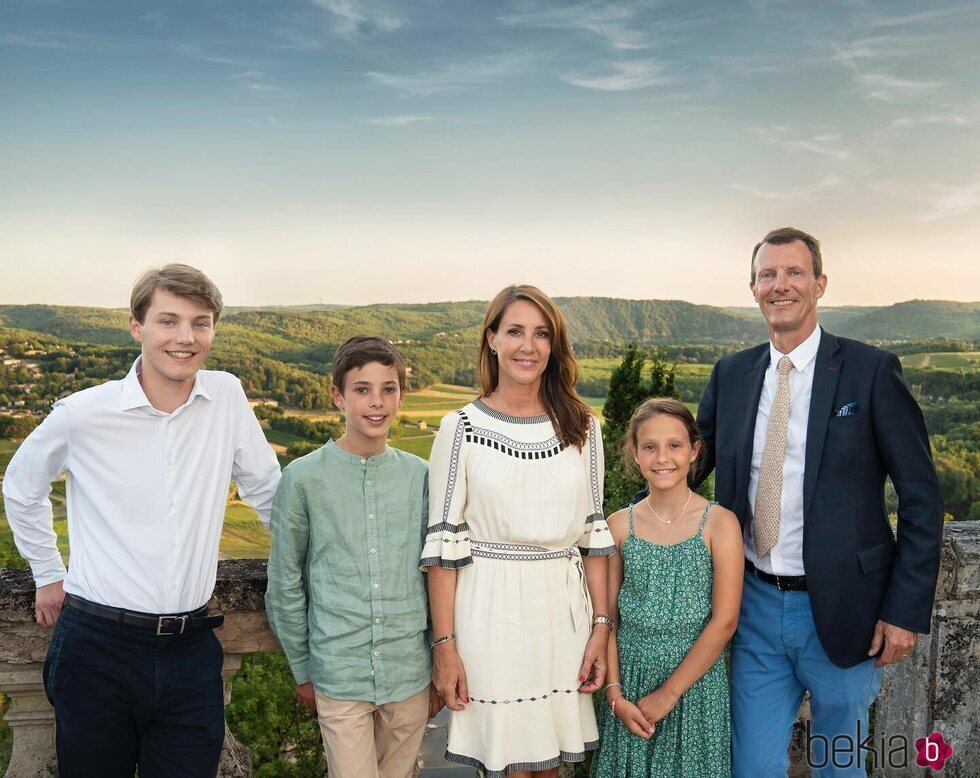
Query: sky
2 0 980 309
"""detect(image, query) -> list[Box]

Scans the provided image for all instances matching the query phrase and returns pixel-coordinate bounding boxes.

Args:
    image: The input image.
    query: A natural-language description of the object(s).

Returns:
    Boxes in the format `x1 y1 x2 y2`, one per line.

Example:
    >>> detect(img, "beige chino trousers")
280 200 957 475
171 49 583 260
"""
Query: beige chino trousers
314 686 429 778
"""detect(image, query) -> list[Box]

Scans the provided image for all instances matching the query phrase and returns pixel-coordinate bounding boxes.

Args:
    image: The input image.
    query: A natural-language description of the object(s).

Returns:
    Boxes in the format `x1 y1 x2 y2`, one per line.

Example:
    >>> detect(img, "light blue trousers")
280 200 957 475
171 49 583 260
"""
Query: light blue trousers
731 570 882 777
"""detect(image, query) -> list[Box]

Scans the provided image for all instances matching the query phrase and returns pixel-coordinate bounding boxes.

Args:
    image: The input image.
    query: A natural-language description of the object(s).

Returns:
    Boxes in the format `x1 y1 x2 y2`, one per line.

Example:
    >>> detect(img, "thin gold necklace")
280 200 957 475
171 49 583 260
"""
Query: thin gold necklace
647 488 693 525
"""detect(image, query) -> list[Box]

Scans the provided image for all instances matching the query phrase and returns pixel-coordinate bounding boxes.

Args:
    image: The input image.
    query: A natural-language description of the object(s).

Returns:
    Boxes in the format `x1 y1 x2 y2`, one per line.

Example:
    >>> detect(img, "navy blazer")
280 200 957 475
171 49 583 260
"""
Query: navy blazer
696 329 943 668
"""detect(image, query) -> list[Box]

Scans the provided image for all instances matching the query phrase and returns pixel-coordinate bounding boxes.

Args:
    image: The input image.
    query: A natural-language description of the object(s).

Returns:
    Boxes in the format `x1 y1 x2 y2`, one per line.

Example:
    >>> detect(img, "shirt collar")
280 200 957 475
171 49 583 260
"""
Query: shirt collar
769 324 822 375
325 438 394 465
119 356 212 412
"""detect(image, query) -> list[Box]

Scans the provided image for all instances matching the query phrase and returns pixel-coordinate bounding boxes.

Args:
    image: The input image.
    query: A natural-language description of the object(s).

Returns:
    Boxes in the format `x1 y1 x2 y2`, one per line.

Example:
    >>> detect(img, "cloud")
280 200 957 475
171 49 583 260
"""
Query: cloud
231 71 287 97
363 115 438 126
750 125 851 161
1 30 84 48
889 113 970 129
862 6 980 30
499 3 650 50
920 172 980 222
367 54 528 96
310 0 403 35
732 176 843 202
561 59 671 91
854 72 944 101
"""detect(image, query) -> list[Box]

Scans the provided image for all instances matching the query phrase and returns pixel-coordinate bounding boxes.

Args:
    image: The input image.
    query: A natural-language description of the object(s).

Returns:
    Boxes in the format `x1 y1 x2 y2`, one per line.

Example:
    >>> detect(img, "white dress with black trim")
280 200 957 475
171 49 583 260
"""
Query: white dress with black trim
421 399 614 777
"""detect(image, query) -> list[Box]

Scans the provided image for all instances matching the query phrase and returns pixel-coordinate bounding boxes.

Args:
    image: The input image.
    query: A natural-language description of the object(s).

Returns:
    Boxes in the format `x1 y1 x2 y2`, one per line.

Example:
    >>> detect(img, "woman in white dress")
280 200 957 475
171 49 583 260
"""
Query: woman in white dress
423 285 615 778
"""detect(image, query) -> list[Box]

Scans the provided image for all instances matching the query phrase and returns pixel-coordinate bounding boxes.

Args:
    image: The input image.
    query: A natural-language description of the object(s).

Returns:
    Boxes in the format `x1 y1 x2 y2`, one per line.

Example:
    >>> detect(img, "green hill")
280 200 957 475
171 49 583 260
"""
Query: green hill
835 300 980 341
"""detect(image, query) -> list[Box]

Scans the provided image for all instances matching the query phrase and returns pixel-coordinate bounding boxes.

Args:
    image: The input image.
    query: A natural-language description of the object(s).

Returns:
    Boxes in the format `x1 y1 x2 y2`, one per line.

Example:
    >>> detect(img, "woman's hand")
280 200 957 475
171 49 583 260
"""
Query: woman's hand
636 686 679 725
433 643 469 711
577 627 609 693
612 697 655 740
428 682 446 718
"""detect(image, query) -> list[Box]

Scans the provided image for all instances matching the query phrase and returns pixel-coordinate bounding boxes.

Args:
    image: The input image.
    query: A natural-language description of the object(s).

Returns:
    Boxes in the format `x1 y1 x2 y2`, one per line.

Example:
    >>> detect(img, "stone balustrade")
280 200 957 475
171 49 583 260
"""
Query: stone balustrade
2 523 978 777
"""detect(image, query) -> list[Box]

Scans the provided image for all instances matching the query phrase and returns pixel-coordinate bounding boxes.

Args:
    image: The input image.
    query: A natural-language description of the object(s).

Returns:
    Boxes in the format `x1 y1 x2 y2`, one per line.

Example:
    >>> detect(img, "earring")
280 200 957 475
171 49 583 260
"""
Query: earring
490 347 497 356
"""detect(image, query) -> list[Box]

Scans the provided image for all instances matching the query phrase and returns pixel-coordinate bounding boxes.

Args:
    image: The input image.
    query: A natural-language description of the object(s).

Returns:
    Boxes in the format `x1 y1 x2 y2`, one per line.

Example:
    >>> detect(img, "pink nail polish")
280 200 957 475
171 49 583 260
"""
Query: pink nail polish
578 675 586 683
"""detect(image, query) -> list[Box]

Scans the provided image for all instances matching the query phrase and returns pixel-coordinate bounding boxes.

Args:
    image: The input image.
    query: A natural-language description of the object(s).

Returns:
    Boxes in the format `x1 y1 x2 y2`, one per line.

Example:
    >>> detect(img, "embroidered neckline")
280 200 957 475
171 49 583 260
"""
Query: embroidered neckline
473 398 550 424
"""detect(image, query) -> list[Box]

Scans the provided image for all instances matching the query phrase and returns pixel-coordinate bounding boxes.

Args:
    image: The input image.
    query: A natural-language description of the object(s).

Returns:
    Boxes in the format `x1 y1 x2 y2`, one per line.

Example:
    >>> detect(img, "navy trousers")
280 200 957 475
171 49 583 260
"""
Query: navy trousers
43 601 226 778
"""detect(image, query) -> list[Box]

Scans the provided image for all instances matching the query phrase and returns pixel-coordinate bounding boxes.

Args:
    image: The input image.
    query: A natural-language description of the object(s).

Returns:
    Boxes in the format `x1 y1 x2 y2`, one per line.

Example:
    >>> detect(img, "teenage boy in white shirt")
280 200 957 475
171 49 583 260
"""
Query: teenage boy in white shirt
2 264 281 778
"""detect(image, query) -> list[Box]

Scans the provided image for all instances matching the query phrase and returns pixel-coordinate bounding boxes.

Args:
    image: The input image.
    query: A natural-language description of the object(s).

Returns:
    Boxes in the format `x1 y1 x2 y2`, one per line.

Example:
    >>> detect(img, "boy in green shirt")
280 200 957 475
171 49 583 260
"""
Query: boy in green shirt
266 336 439 778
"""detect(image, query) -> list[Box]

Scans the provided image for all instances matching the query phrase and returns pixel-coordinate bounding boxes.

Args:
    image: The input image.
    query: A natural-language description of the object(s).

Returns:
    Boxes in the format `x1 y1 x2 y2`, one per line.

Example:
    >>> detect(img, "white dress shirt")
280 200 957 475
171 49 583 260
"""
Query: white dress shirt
2 358 281 613
745 325 822 576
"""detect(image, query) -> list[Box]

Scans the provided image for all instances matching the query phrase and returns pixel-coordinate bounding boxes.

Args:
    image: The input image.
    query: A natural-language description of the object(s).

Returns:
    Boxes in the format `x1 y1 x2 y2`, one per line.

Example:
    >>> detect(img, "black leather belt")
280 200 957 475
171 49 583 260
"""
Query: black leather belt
65 594 224 635
745 559 807 592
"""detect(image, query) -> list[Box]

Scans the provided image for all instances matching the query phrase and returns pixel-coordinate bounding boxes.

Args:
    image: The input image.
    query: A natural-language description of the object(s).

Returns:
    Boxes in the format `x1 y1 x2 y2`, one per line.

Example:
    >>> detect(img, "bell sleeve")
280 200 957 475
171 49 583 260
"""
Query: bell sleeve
577 414 615 556
420 410 472 570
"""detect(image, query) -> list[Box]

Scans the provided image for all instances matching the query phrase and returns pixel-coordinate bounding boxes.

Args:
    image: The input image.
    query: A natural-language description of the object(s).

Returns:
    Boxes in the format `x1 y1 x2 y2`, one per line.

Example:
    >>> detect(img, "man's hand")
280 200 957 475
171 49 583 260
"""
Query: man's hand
295 682 317 713
35 580 65 628
868 619 917 667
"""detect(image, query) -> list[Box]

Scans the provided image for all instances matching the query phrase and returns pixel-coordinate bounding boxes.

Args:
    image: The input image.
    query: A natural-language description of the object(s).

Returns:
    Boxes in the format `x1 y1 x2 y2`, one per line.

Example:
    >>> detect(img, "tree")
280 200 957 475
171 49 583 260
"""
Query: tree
601 346 679 513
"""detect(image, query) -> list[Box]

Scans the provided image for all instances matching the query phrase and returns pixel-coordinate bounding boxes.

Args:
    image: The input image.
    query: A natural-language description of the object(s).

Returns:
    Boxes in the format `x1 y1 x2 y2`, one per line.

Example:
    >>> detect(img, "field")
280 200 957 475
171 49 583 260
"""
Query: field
901 351 980 368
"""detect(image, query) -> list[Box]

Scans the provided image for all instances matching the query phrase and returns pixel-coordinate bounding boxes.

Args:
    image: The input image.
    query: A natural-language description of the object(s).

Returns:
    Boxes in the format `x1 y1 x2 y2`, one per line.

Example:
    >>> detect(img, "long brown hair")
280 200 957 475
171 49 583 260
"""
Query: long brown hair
477 285 591 449
622 397 707 487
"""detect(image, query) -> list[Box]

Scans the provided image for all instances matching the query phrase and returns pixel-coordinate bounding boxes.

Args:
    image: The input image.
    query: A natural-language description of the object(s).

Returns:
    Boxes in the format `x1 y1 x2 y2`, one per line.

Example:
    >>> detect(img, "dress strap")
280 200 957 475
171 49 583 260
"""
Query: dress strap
697 501 715 535
627 503 636 536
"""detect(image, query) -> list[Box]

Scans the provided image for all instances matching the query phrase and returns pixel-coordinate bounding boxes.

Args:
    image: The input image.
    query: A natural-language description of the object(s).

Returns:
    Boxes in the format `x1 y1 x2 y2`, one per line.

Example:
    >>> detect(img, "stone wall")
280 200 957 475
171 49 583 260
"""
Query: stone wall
2 525 978 777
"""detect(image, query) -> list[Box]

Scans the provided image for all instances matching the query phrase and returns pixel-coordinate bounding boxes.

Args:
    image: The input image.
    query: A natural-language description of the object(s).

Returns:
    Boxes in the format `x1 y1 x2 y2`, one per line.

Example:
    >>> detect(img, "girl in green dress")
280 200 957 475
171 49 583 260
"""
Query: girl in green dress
591 398 743 777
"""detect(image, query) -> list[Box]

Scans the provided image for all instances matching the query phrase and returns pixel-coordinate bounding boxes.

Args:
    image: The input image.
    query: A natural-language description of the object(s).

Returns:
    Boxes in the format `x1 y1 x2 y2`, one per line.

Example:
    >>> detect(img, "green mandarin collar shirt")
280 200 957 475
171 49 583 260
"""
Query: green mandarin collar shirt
266 440 430 703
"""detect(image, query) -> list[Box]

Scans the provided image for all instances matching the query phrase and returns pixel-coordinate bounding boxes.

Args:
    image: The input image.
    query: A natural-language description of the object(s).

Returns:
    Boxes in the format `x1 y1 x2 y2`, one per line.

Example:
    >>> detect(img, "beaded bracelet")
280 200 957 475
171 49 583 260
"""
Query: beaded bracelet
429 633 456 650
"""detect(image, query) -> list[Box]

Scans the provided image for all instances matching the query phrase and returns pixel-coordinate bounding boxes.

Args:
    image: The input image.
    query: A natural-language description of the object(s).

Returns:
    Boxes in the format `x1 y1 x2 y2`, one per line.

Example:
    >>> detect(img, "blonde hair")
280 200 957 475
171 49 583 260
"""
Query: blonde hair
477 285 591 449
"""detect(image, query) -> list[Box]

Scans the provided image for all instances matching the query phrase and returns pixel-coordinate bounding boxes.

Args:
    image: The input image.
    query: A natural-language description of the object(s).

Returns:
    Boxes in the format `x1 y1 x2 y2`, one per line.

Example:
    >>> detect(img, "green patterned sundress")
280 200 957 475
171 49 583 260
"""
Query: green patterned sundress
591 502 731 778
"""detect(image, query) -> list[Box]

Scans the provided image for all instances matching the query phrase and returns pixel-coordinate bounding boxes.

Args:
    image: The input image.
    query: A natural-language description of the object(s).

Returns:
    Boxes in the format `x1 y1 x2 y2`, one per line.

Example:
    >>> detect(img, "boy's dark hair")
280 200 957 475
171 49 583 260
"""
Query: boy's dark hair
622 396 707 487
332 336 408 393
130 264 223 324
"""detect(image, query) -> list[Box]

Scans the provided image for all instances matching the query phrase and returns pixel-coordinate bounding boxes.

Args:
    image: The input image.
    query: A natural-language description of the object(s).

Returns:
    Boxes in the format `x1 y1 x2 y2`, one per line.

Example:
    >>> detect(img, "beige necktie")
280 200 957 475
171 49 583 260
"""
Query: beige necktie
755 355 794 557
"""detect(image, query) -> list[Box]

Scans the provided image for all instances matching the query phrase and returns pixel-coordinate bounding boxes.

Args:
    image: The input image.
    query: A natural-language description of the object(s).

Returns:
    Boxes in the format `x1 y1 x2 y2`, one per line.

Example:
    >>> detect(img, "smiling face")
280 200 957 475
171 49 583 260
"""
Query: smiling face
632 413 700 494
331 361 403 456
129 289 215 401
751 239 827 350
487 299 552 393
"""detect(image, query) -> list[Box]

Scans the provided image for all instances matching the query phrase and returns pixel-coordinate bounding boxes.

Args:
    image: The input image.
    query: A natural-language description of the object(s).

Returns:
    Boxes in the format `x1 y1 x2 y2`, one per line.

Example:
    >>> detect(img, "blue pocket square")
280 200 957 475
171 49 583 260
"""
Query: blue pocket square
835 401 859 417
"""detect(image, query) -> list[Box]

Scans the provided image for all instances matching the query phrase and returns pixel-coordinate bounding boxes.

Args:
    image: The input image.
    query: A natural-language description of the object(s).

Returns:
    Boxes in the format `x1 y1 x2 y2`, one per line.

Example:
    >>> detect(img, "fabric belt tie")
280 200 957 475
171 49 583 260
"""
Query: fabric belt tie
65 593 225 635
470 541 592 632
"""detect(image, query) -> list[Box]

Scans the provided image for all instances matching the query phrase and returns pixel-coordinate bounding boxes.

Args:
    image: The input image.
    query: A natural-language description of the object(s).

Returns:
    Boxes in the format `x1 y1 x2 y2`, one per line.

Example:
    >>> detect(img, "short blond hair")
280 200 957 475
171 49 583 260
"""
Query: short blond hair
130 264 223 324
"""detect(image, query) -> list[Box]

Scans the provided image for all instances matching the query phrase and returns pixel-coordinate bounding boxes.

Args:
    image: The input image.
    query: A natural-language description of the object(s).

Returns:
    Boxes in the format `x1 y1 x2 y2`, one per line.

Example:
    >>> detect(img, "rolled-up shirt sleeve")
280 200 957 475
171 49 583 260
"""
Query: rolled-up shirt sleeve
2 403 70 587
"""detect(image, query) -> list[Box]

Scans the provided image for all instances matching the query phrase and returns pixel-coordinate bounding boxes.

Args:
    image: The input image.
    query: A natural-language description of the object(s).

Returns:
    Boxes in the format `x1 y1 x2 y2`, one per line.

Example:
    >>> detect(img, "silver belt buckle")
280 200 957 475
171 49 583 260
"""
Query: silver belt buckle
156 614 188 636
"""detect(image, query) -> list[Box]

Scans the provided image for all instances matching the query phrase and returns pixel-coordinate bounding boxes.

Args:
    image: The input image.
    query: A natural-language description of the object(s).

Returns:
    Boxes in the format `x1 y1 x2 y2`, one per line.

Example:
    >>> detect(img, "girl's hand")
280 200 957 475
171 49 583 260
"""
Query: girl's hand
433 644 469 711
612 697 655 740
577 629 609 693
636 687 679 724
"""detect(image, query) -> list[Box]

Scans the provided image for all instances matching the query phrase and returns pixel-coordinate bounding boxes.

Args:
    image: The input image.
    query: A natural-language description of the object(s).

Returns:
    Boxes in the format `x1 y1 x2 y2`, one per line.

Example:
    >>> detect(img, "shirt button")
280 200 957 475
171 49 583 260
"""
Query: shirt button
374 618 381 624
360 458 367 464
370 548 377 554
366 480 372 485
373 583 379 589
373 650 380 656
368 514 374 519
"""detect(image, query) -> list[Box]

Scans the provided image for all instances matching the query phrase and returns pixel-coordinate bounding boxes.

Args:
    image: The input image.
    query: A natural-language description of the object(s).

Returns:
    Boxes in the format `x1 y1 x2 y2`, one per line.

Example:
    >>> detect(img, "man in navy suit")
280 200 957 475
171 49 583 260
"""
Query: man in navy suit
696 227 943 776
